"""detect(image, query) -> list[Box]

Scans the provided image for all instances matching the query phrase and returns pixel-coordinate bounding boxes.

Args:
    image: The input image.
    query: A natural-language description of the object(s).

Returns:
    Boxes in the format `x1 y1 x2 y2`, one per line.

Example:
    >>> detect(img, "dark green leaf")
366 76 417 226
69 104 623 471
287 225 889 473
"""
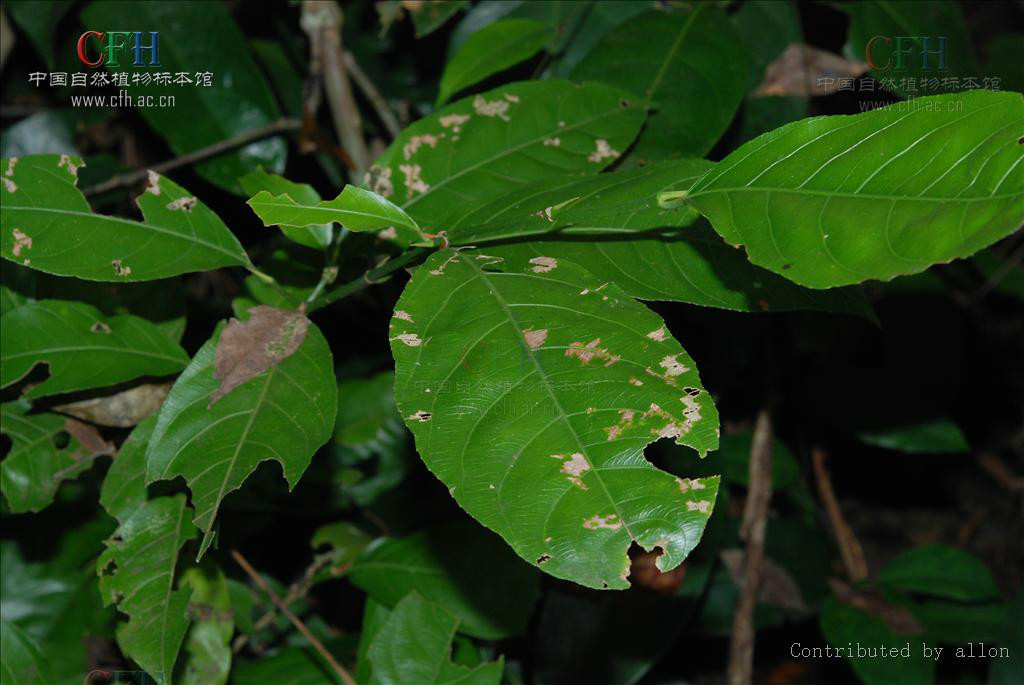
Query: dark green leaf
732 0 802 90
391 248 719 589
878 544 1000 601
348 520 540 639
408 0 468 37
1 155 251 281
858 419 969 453
572 6 747 159
79 1 286 193
4 0 71 68
0 619 51 685
1 300 188 399
178 562 233 685
687 91 1024 288
437 18 551 106
367 592 502 685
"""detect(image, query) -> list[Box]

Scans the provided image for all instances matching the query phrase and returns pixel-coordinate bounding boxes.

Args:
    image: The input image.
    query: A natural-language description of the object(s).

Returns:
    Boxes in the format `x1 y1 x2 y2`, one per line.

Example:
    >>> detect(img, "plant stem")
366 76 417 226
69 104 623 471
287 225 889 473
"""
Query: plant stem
82 119 301 196
231 549 357 685
308 246 430 312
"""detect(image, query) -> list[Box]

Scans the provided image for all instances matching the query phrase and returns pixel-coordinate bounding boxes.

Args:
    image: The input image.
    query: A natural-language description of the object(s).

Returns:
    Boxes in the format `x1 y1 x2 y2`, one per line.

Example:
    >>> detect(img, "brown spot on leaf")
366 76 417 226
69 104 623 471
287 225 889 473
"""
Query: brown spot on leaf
583 514 623 530
660 355 689 376
58 154 81 177
90 322 112 334
210 306 309 406
1 177 15 193
11 229 32 256
146 170 161 195
587 139 620 163
523 328 547 349
473 94 511 120
166 196 197 212
565 338 619 366
529 256 557 273
393 332 422 347
551 452 590 489
407 410 432 422
393 310 414 323
111 259 132 277
647 326 667 342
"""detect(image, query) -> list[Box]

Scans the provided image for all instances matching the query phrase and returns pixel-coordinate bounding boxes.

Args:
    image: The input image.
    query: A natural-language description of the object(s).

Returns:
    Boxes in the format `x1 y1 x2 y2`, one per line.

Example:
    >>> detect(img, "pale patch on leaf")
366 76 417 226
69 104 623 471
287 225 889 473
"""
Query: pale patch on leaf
587 139 620 163
165 196 197 212
660 354 689 376
543 137 560 147
473 94 511 121
394 332 423 347
58 154 81 177
11 228 31 256
565 338 620 366
210 306 309 406
583 514 623 530
647 326 667 342
365 166 395 198
399 163 429 199
55 382 171 428
403 134 443 160
440 113 470 133
146 170 161 195
393 310 414 323
528 256 557 273
111 259 132 277
523 328 547 349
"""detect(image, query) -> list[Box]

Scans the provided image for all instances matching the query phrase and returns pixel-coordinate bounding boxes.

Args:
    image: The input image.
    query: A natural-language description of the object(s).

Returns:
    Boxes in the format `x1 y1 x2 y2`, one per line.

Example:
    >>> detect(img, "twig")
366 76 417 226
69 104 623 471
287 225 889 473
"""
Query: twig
726 409 775 685
812 447 869 581
308 247 430 312
344 50 401 140
301 1 370 179
978 451 1024 493
231 549 356 685
82 119 301 196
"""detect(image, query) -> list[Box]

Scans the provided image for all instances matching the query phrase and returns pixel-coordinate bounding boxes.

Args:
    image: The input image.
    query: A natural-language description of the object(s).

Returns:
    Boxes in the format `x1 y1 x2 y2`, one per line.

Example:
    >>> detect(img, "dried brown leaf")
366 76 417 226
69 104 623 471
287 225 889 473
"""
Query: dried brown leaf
753 43 869 97
721 548 808 613
64 417 116 458
210 306 309 405
55 382 171 428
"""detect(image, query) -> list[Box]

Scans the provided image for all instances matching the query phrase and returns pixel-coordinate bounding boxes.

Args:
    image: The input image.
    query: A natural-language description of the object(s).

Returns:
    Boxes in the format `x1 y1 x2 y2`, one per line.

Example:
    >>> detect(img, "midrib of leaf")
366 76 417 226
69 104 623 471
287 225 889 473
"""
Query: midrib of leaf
198 368 275 555
4 206 248 265
646 3 704 99
401 106 635 212
250 196 416 229
453 253 637 541
4 346 184 364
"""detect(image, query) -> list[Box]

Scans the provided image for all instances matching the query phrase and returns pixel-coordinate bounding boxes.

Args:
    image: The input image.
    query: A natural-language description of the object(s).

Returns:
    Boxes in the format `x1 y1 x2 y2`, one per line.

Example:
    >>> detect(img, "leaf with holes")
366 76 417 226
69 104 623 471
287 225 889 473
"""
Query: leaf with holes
0 400 110 513
98 417 197 685
390 248 720 589
686 91 1024 288
246 185 423 247
145 307 337 556
436 18 551 106
0 300 189 399
367 592 502 685
365 80 646 228
0 155 251 281
572 6 747 160
445 159 873 317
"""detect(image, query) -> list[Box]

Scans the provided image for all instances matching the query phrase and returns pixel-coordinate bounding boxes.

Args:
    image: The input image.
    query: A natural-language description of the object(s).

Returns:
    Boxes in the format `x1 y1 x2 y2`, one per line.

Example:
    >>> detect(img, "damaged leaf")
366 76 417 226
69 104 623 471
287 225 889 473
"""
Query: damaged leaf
0 400 106 513
238 168 332 250
210 306 309 405
145 309 337 556
0 155 250 281
0 300 189 399
391 248 720 589
686 90 1024 288
54 382 172 428
98 417 198 684
367 592 502 685
247 185 423 247
367 80 645 227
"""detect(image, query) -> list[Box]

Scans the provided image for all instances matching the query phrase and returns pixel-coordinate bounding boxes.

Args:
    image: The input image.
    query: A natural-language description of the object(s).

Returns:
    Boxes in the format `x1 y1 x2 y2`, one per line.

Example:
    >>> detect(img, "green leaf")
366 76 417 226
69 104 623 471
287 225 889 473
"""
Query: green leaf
546 1 654 77
335 372 402 447
367 80 646 227
348 520 540 639
686 90 1024 288
858 419 969 453
79 1 286 193
145 308 337 555
178 562 233 685
231 646 344 685
988 593 1024 685
820 595 934 685
842 0 980 98
1 155 251 281
437 18 551 106
572 6 747 160
878 544 1000 601
4 0 71 68
446 159 874 317
0 300 189 399
407 0 468 37
311 521 372 577
247 185 423 245
391 248 720 589
99 417 198 684
367 592 502 685
0 619 51 685
0 401 106 512
356 599 390 685
239 168 332 250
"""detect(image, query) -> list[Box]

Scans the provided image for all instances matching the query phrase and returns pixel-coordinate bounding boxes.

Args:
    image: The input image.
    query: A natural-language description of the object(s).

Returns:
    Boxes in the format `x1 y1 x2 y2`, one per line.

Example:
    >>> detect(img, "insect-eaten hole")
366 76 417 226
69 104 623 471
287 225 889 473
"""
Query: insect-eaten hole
536 554 552 565
619 98 631 109
52 430 70 449
101 559 118 577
